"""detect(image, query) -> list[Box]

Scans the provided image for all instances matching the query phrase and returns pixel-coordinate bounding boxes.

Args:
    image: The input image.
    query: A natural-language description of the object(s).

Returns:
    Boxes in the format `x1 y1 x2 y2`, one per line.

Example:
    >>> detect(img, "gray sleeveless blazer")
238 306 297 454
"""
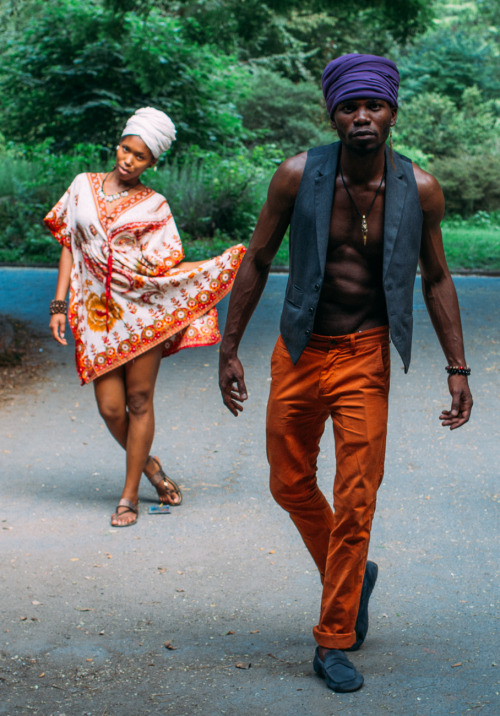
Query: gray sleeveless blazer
279 142 423 371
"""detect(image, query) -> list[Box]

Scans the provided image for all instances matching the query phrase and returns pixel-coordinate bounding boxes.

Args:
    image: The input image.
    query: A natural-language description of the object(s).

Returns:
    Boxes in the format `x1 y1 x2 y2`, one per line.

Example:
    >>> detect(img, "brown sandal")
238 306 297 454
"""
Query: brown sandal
145 456 183 506
111 498 139 527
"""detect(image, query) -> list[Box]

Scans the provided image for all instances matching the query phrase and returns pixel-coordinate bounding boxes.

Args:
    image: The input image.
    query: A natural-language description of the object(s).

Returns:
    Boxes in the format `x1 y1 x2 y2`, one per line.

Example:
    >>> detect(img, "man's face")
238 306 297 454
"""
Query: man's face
331 99 397 154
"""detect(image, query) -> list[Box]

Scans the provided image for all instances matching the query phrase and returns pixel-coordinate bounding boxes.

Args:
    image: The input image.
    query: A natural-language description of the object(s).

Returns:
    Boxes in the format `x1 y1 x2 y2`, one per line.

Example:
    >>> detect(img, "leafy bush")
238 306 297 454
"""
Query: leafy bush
397 28 500 106
0 1 251 153
148 146 281 241
431 148 500 216
236 69 333 155
395 87 498 158
0 140 107 264
0 141 281 263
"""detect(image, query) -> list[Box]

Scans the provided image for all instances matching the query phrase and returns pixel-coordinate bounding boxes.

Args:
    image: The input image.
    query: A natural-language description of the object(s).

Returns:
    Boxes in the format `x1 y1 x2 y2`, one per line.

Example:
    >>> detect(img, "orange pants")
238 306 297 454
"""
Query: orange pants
267 326 390 649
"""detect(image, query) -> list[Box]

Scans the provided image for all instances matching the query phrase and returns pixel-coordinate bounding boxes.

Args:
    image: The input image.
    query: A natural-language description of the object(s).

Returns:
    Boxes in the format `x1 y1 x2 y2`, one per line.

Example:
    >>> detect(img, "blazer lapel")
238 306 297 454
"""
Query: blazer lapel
383 147 408 279
314 143 340 277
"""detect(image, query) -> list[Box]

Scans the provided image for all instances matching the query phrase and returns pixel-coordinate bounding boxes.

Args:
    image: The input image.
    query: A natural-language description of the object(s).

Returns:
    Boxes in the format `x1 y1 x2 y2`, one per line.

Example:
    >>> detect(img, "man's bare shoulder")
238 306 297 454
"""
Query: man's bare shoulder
269 151 308 202
411 161 444 217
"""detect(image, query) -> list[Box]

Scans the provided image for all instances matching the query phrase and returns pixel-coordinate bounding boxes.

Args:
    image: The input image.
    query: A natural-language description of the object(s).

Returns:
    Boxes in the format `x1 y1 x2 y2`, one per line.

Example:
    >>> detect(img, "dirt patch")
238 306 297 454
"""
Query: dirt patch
0 316 52 403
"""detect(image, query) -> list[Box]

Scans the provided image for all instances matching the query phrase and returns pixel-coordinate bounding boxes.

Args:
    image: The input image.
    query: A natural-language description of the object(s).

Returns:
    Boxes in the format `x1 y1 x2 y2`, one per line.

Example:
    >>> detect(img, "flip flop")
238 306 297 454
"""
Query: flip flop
145 455 183 506
110 498 139 527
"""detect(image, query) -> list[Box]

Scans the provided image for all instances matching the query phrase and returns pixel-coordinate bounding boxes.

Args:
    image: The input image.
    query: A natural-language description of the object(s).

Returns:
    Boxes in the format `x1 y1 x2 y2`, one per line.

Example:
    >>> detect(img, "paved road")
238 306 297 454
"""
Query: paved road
0 268 498 715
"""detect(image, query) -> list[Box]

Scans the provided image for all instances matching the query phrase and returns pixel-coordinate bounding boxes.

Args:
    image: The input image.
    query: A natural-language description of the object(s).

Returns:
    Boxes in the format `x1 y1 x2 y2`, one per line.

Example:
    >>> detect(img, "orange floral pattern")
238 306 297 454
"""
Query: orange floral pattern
85 292 123 332
44 173 246 384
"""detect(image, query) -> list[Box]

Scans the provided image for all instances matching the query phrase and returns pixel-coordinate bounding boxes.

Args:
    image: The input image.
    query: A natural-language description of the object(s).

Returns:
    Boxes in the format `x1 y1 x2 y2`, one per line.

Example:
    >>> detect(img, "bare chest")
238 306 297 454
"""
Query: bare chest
328 177 385 259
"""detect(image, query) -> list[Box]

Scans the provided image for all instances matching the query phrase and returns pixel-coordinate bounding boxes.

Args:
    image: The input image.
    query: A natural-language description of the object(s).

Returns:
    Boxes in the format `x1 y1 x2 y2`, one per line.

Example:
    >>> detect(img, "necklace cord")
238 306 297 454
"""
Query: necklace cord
339 160 386 244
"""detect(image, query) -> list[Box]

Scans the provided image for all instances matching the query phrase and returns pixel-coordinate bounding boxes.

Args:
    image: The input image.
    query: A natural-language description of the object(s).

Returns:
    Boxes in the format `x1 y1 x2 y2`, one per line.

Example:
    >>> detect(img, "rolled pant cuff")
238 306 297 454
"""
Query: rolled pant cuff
313 627 356 651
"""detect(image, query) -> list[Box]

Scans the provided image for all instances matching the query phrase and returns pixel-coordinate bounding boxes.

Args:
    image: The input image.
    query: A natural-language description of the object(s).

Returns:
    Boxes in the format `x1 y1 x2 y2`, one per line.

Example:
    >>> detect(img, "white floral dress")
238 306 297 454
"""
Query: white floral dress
44 173 245 384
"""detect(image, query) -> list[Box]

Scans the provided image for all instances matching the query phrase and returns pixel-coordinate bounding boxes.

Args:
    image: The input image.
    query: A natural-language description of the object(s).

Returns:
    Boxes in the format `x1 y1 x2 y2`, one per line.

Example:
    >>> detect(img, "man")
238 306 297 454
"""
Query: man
218 54 473 692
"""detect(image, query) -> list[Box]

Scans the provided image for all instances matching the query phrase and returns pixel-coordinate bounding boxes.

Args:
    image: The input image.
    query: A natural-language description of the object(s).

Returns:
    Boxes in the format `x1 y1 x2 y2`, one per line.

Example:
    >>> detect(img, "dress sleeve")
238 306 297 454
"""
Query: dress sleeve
43 175 81 252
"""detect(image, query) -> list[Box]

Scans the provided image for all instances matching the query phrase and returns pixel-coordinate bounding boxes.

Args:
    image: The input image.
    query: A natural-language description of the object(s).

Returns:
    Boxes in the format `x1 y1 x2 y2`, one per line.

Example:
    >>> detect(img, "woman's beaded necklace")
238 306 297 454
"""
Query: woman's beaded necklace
98 173 130 202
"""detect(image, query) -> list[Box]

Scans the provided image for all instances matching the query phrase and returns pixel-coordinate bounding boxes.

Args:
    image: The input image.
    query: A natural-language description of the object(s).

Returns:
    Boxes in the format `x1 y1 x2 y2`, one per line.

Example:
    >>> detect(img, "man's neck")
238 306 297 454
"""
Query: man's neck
339 144 387 185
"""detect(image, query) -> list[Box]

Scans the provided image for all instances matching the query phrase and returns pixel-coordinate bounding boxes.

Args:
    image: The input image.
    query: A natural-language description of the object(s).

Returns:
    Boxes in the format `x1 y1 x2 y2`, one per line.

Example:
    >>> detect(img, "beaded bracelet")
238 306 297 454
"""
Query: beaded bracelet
50 299 68 315
445 365 471 376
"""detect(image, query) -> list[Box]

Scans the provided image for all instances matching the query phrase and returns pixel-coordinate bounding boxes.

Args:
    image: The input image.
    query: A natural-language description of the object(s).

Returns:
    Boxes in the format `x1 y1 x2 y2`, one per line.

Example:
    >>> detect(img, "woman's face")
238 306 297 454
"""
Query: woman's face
115 135 155 183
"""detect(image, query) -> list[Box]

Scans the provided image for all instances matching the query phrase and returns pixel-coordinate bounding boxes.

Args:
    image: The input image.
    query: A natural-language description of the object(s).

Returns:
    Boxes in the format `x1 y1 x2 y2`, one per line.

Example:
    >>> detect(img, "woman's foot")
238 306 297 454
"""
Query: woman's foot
111 498 139 527
144 456 183 506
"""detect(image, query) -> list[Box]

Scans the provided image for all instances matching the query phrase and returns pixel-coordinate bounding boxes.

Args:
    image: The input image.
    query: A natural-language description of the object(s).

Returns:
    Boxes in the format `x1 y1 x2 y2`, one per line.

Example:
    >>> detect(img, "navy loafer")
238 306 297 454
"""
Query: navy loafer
313 647 364 692
346 560 378 652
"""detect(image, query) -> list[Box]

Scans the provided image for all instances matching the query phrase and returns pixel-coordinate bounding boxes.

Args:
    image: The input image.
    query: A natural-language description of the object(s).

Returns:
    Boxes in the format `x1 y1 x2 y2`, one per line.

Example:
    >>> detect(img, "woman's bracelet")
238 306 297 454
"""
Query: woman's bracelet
445 365 471 376
50 299 68 315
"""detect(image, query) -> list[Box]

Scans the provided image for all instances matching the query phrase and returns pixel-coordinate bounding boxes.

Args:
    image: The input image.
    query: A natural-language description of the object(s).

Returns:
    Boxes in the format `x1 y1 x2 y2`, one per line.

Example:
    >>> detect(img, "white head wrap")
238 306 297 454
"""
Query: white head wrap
121 107 176 158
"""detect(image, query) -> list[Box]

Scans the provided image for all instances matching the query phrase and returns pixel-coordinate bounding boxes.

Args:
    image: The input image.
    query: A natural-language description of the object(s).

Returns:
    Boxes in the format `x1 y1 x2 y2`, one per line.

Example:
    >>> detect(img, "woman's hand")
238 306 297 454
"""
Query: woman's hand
50 313 68 345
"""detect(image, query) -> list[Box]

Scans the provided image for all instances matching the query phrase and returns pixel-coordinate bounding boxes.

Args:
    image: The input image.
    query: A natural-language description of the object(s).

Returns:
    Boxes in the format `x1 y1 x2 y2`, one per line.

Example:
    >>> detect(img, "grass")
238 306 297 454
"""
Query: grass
441 224 500 272
184 222 500 273
2 225 498 273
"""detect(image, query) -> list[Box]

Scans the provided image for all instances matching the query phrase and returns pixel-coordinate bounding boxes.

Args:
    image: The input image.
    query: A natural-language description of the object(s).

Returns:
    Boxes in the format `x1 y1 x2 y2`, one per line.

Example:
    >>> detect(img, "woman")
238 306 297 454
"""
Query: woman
45 107 245 527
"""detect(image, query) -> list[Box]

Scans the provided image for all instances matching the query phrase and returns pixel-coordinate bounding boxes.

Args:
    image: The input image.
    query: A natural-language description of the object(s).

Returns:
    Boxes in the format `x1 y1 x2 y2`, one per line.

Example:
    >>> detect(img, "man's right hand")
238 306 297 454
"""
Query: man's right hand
219 355 248 416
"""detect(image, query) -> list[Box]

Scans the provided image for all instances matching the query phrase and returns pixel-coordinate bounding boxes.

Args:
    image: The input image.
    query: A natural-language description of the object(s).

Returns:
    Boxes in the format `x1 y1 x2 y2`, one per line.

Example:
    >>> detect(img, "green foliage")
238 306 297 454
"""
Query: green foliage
0 142 280 264
430 149 500 216
397 29 500 106
0 1 251 152
1 0 499 263
235 69 332 155
442 212 500 271
0 140 106 264
392 143 433 171
1 1 131 148
179 0 433 78
147 146 280 241
396 87 499 158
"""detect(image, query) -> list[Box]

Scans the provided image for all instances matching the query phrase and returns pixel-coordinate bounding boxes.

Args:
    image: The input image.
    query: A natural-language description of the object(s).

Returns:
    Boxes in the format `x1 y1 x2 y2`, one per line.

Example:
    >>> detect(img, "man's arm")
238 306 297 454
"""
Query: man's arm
415 164 473 430
219 153 306 416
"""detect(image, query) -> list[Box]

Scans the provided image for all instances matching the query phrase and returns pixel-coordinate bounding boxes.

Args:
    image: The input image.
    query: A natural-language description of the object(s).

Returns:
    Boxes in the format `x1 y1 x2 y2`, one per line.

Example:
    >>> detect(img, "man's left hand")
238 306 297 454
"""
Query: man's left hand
439 374 473 430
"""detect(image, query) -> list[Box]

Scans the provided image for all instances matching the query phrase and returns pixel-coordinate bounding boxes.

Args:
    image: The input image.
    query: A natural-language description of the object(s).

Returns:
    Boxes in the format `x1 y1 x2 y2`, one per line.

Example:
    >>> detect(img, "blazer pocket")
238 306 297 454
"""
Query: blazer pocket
285 283 304 308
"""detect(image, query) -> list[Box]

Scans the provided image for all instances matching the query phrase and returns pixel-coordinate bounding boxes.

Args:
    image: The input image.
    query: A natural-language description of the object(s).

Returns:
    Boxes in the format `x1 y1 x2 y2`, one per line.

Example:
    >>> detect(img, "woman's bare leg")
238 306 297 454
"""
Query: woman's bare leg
94 344 164 525
93 366 129 449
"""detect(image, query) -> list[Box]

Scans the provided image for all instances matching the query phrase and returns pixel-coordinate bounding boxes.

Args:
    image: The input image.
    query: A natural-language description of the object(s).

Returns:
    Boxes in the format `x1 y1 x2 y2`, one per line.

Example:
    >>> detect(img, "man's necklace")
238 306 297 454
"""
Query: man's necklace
339 161 386 245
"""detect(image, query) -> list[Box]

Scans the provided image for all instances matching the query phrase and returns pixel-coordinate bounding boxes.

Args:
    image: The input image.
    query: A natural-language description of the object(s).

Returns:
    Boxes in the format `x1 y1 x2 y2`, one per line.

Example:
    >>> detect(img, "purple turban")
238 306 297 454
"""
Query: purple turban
322 54 400 117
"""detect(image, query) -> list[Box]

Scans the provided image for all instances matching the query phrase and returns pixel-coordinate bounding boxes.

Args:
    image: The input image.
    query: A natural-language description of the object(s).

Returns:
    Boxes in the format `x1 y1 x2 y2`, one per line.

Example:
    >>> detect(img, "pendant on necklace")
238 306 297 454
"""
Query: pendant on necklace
361 215 368 245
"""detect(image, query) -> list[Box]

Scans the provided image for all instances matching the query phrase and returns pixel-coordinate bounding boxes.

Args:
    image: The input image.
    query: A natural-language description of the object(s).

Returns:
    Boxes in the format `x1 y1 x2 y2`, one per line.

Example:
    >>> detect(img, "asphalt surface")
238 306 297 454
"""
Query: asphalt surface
0 268 499 716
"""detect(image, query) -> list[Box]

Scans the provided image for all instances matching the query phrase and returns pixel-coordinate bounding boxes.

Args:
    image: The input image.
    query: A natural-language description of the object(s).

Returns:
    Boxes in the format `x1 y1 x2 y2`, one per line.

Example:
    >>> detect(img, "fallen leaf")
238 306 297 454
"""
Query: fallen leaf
226 630 235 635
157 567 167 574
176 589 185 593
268 550 276 554
164 641 177 650
249 630 260 634
70 558 79 562
75 607 94 612
39 673 45 678
86 658 93 663
235 662 251 670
